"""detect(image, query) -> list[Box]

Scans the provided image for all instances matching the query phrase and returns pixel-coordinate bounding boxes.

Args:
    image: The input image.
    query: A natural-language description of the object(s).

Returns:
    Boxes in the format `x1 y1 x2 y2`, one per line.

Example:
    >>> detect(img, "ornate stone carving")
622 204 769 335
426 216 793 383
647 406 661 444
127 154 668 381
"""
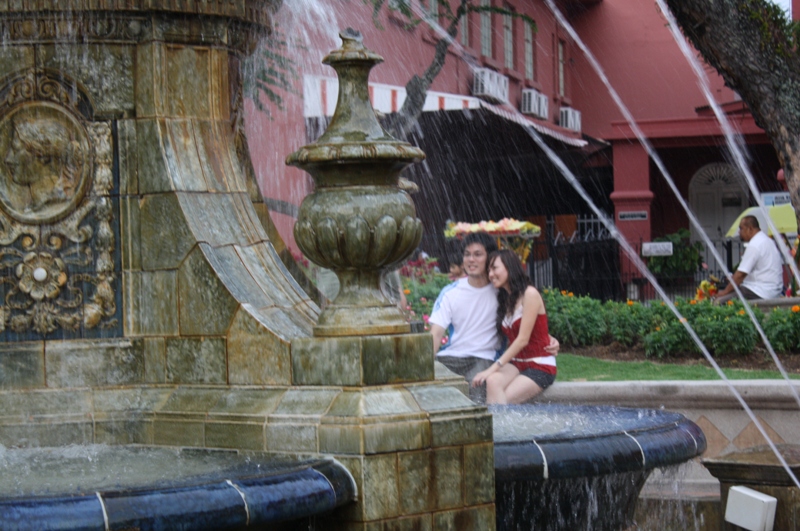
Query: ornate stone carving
0 16 147 44
0 75 118 337
0 12 265 51
0 103 92 224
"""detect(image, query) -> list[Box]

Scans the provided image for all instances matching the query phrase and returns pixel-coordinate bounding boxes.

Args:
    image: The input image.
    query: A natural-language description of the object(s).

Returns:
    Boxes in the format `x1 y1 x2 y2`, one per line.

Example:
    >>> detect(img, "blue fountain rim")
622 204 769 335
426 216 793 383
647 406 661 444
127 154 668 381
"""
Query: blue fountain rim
493 404 707 481
0 447 356 531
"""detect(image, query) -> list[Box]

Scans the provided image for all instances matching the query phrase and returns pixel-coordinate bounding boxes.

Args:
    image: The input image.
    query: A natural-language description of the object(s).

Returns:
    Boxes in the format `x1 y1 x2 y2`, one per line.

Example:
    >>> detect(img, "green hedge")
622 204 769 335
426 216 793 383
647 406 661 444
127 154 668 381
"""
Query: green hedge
542 290 798 358
398 267 800 356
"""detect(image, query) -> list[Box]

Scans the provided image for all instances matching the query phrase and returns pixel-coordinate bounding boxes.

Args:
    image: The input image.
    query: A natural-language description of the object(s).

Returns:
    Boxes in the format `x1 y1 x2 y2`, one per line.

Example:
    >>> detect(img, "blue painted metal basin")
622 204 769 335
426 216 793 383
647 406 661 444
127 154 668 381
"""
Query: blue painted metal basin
0 446 356 531
492 404 706 530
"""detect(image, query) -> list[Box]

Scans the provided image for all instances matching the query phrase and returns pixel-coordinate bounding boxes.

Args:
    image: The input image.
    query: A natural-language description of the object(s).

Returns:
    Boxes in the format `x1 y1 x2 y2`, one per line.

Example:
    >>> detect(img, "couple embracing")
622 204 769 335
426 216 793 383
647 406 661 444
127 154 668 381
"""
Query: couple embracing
429 232 558 405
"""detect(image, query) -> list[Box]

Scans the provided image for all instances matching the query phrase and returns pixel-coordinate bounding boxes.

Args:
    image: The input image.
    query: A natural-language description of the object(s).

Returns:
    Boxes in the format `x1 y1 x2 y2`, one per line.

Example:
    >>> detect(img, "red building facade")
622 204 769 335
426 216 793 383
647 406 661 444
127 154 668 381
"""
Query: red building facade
247 0 784 280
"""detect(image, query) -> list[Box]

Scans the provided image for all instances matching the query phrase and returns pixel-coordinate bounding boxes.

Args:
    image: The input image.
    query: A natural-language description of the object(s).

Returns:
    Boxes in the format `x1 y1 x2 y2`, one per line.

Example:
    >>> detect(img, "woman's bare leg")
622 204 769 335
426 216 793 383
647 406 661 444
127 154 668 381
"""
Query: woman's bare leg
504 377 544 404
485 365 520 404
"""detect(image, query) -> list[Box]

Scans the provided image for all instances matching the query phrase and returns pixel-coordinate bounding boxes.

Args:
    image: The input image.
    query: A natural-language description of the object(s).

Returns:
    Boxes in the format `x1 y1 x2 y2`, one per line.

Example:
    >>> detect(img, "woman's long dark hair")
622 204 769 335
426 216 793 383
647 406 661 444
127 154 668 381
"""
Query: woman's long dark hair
489 249 532 334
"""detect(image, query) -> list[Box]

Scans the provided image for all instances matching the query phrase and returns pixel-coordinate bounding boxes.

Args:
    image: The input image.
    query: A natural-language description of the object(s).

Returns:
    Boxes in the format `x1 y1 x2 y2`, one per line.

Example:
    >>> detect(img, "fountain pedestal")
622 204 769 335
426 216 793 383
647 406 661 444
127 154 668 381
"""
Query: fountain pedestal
704 444 800 531
0 3 495 529
284 30 496 530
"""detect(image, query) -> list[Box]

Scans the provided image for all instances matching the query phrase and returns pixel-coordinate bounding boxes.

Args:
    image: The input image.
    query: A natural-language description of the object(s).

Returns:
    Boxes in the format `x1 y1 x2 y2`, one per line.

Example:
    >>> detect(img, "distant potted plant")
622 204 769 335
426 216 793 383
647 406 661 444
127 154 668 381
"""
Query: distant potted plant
646 229 704 284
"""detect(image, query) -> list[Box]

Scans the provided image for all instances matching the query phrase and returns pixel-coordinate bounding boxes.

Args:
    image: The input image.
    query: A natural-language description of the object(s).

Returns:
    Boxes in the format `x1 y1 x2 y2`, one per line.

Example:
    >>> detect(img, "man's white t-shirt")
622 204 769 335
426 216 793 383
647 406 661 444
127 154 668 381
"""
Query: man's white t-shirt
738 230 784 299
429 277 500 361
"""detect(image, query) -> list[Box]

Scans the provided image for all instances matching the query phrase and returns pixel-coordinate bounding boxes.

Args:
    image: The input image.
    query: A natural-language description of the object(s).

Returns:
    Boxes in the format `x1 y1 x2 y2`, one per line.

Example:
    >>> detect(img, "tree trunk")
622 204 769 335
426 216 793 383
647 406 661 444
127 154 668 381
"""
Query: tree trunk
666 0 800 214
385 2 466 139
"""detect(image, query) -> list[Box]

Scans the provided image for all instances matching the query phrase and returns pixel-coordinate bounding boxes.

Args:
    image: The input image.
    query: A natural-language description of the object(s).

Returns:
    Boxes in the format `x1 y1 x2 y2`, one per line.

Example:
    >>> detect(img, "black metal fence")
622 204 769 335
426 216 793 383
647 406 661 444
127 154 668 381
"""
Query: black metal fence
528 237 748 302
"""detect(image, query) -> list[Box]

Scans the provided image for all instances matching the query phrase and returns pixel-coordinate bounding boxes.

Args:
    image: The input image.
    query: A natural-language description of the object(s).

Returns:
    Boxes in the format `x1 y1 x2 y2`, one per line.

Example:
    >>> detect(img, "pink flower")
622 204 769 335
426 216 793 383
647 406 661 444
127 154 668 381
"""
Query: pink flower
420 297 427 303
441 337 448 345
423 314 429 322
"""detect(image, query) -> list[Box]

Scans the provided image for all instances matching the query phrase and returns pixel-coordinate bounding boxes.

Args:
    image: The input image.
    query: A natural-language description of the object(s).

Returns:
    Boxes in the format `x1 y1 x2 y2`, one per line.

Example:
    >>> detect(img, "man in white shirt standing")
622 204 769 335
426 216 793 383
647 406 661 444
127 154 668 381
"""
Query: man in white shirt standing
429 232 557 402
715 215 784 303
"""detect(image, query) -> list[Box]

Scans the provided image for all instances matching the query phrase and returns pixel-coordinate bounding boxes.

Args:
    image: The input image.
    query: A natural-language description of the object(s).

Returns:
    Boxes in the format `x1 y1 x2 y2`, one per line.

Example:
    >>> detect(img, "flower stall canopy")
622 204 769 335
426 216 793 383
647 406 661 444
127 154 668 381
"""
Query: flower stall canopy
444 218 541 262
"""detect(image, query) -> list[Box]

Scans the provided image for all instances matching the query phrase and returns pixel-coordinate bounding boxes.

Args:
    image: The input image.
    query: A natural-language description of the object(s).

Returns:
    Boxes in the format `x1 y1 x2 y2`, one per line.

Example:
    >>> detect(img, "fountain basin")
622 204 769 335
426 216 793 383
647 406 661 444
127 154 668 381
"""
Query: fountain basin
0 446 356 531
493 404 706 530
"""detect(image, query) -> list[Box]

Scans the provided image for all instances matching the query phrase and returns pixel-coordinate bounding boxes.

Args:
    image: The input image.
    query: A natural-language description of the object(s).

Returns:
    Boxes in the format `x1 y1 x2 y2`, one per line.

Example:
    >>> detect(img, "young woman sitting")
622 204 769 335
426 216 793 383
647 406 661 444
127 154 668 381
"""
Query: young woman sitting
471 249 556 404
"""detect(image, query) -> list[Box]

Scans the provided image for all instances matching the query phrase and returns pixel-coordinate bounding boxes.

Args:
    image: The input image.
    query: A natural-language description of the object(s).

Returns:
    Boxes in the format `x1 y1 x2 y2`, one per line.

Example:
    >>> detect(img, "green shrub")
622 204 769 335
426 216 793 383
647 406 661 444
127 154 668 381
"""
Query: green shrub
604 300 653 346
643 317 699 358
763 307 800 353
643 299 762 357
543 289 606 347
645 228 704 280
692 302 759 356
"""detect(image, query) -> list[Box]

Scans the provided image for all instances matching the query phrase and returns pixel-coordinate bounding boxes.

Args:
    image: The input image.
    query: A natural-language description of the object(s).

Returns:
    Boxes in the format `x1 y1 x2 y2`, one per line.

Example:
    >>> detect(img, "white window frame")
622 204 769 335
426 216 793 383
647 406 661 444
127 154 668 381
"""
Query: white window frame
389 0 411 11
557 39 565 98
503 11 514 70
481 0 492 58
460 11 469 46
524 23 534 80
428 0 438 21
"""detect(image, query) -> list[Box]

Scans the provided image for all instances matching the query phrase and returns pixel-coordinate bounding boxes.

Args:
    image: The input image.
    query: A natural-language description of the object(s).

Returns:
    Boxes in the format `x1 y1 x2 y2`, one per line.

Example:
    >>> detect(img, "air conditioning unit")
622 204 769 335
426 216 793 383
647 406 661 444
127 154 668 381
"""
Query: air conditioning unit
559 107 581 132
521 89 549 120
472 68 509 103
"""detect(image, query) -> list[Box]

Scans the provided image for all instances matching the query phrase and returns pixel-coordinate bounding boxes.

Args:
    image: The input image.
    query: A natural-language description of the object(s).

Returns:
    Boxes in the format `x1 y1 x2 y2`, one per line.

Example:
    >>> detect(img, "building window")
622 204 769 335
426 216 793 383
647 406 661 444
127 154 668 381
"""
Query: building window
389 0 411 11
460 11 469 46
524 23 534 80
503 9 514 70
481 0 492 58
428 0 438 21
557 39 565 98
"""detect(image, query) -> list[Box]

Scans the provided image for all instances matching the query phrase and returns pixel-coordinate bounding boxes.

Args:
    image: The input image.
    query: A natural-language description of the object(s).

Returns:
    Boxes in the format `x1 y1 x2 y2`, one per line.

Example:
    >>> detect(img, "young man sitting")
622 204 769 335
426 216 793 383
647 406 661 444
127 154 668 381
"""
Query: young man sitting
429 232 558 402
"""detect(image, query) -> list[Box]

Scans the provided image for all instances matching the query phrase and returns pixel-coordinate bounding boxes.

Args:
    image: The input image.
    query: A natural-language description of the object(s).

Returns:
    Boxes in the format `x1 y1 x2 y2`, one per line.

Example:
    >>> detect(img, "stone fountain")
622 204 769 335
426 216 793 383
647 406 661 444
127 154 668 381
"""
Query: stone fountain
0 2 495 529
0 0 708 527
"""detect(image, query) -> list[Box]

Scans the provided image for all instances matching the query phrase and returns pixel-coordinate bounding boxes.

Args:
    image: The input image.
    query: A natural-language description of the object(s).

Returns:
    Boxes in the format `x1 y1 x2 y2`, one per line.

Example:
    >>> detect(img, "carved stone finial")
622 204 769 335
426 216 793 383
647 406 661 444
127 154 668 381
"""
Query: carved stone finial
287 32 426 337
339 28 363 46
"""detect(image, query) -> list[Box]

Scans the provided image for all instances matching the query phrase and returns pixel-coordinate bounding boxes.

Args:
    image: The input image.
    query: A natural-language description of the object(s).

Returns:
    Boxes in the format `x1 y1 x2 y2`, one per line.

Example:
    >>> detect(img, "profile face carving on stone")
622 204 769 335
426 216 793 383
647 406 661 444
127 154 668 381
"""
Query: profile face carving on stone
0 103 91 224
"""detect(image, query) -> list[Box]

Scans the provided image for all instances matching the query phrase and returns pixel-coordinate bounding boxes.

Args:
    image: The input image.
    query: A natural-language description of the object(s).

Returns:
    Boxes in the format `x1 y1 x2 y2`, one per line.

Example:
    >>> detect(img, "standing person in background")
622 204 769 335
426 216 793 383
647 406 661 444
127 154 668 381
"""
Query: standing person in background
471 250 556 404
447 254 466 281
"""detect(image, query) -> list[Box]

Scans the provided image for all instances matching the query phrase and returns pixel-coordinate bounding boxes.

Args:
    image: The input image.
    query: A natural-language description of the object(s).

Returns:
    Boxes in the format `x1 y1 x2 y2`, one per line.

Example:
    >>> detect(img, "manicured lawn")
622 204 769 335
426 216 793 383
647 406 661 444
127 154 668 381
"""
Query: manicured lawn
558 353 800 382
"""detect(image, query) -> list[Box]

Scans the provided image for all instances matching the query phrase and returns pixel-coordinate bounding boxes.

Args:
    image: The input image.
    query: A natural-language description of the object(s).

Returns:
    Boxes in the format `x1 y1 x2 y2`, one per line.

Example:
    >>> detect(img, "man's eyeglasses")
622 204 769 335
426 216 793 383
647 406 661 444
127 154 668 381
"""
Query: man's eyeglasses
463 252 485 259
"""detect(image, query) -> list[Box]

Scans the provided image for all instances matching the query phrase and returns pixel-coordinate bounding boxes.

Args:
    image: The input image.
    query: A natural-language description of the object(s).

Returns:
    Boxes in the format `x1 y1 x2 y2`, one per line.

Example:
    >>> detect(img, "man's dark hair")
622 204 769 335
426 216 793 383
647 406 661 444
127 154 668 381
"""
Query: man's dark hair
742 215 760 230
462 232 498 255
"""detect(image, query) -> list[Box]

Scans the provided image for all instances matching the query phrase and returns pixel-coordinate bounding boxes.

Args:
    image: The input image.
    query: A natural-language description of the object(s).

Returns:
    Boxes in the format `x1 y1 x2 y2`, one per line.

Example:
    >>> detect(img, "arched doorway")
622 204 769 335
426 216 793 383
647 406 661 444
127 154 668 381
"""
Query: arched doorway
689 163 748 242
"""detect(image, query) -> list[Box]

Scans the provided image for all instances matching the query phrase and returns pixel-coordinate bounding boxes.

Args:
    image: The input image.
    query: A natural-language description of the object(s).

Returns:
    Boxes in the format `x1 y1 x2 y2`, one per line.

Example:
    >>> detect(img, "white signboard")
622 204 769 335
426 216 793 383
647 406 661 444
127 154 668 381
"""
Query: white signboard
642 242 673 257
762 192 791 206
618 211 648 221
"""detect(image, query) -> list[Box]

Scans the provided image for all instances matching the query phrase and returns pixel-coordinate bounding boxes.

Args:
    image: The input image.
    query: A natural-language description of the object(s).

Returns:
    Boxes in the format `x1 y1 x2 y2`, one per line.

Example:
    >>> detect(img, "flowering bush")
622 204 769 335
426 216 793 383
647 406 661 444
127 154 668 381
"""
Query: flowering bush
763 306 800 352
541 290 793 357
604 300 653 347
543 289 607 347
399 257 451 330
695 278 718 301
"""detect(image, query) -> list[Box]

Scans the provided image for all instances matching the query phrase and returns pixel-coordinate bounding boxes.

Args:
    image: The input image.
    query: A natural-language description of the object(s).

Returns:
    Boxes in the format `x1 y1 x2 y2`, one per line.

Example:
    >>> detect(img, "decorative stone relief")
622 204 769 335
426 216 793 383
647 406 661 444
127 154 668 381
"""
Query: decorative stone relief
0 16 147 44
0 72 119 337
